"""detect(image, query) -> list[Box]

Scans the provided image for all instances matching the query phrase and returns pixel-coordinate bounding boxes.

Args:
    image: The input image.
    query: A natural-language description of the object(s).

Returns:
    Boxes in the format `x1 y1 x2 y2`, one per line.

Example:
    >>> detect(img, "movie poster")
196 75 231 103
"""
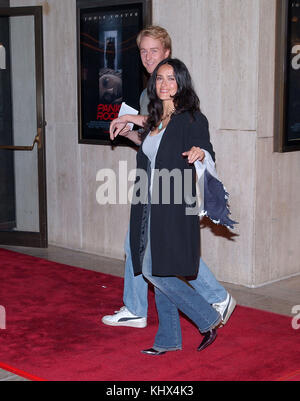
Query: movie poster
78 4 144 145
286 0 300 148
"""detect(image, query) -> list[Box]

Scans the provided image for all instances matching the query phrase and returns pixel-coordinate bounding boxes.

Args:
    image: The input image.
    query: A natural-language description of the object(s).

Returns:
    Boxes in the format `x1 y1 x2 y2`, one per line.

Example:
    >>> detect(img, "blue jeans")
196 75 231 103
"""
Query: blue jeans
123 229 227 318
142 234 221 351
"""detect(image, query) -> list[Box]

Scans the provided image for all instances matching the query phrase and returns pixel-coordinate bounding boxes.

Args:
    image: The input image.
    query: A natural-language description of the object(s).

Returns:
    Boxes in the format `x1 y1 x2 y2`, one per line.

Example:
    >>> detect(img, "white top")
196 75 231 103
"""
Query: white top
142 128 166 194
142 129 165 166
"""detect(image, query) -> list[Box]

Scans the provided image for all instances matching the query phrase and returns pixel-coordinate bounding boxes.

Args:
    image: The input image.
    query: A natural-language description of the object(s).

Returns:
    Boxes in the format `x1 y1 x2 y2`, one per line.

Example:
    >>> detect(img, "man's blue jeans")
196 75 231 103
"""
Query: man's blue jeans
123 230 227 318
142 232 221 351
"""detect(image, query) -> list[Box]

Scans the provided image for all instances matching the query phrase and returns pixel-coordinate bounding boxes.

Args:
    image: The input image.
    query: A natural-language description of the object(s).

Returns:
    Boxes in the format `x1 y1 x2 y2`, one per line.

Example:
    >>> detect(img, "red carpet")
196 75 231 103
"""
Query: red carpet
0 248 299 381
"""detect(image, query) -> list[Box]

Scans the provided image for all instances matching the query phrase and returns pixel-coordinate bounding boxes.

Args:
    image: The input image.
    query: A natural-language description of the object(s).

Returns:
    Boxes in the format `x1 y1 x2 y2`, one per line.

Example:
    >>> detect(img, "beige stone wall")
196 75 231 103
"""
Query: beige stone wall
153 0 260 285
11 0 300 286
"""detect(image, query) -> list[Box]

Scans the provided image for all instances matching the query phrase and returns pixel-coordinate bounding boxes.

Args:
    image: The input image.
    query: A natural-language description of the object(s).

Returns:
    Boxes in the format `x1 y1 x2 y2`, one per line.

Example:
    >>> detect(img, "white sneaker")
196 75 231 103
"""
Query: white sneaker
101 306 147 328
212 293 236 326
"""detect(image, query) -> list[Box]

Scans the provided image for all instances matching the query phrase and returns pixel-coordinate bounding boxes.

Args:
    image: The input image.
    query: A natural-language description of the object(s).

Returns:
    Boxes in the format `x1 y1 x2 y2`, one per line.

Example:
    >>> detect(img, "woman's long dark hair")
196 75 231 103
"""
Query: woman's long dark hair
143 58 200 136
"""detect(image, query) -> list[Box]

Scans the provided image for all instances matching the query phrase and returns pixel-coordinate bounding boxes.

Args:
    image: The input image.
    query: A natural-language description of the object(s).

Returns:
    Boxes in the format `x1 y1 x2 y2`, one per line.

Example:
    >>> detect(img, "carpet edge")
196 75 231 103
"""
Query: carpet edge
0 362 46 381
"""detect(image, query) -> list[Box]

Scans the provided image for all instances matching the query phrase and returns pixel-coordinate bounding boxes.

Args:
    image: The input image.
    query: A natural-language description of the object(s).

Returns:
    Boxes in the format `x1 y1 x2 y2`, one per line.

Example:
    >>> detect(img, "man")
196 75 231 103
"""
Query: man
102 26 236 329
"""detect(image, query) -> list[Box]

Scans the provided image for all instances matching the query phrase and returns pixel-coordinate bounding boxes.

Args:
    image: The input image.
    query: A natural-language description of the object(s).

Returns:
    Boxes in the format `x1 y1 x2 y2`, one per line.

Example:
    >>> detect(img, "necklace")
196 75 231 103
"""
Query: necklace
158 108 175 131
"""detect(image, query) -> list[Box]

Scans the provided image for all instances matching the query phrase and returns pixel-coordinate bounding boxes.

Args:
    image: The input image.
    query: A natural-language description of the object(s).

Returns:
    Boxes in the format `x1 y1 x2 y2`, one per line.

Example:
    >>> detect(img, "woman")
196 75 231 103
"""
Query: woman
129 58 221 355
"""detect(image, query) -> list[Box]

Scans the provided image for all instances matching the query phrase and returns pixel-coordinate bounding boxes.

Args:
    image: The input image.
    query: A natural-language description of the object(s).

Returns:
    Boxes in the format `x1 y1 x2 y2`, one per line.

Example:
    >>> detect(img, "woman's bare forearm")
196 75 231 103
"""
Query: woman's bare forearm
126 130 142 146
128 114 147 127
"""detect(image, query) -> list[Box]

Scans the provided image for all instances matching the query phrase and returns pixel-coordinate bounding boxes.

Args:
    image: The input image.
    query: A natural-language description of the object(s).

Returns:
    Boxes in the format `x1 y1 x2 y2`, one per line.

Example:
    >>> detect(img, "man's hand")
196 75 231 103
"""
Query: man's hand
182 147 205 163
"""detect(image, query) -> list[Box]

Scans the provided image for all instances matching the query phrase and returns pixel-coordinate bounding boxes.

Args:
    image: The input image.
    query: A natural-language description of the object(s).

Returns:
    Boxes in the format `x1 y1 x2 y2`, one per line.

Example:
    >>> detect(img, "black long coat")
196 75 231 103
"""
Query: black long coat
130 110 215 277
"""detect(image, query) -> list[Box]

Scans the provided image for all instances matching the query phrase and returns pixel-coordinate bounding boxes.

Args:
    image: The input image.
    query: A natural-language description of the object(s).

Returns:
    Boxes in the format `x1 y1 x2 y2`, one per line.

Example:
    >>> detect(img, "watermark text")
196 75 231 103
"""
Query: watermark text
95 161 202 215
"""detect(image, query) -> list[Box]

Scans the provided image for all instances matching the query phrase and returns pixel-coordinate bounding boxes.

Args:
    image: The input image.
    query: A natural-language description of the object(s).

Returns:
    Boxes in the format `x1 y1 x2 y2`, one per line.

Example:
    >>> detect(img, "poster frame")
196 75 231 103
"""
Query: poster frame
274 0 300 152
76 0 152 146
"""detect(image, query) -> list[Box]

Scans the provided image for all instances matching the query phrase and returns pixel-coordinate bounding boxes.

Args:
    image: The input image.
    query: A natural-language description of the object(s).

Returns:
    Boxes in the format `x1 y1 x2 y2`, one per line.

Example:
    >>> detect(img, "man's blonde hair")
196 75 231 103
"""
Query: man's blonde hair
136 25 172 55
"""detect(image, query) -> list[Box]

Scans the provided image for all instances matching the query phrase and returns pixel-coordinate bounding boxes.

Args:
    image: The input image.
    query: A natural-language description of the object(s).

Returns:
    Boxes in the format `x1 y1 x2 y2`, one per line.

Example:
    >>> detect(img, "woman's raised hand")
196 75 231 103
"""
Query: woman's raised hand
182 146 205 163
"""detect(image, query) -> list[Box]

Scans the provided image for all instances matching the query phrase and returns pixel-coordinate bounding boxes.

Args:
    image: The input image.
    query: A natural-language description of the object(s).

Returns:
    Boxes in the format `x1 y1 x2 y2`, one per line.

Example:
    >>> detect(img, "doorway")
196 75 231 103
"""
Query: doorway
0 6 47 247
